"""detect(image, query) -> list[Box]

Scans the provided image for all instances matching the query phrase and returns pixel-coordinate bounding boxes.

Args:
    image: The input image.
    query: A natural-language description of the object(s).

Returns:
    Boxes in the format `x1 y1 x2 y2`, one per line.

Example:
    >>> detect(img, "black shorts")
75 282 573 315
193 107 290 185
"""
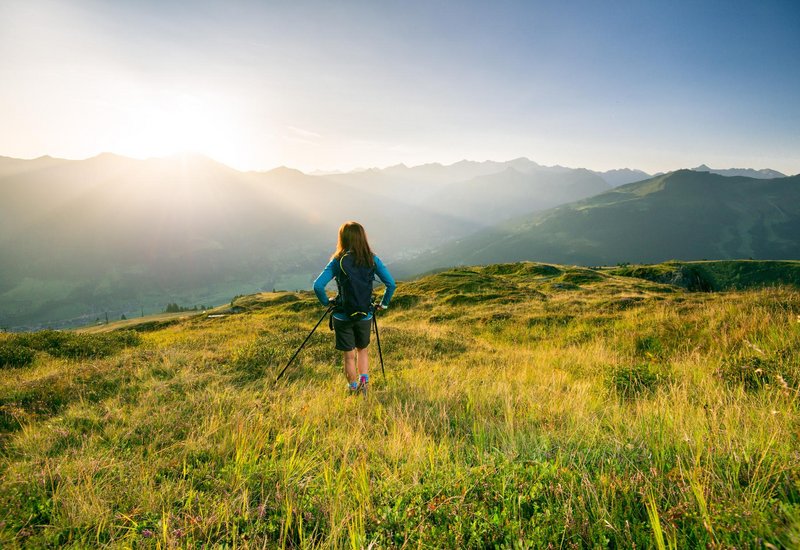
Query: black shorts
332 317 371 351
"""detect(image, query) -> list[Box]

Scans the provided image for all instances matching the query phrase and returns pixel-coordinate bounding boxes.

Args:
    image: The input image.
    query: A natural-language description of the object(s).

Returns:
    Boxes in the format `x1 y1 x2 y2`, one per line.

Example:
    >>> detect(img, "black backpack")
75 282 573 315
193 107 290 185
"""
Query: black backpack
334 252 375 320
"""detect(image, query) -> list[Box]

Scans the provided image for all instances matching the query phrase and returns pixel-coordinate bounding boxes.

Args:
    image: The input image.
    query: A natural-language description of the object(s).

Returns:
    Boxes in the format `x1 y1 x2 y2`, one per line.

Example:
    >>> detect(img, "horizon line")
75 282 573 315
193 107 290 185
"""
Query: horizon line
0 150 794 178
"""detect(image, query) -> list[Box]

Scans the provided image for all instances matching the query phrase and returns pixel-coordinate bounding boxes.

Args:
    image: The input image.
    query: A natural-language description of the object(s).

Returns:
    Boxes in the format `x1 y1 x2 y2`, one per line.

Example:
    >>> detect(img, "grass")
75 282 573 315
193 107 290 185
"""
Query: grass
610 259 800 292
77 310 206 334
0 261 799 547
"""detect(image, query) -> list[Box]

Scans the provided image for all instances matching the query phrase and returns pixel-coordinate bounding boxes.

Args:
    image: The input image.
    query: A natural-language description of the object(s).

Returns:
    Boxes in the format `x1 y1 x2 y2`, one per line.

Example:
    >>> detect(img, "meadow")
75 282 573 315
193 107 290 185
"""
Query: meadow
1 262 799 548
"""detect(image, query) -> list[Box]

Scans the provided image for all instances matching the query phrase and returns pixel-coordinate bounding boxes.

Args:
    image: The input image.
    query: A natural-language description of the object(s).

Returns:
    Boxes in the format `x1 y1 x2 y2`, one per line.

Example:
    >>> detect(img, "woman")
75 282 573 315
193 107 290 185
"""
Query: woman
313 222 396 395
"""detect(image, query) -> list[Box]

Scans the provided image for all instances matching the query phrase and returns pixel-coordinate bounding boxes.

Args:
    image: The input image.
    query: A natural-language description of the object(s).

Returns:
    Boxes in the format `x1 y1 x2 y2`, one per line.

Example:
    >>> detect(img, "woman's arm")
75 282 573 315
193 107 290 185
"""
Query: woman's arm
373 256 396 307
313 259 337 305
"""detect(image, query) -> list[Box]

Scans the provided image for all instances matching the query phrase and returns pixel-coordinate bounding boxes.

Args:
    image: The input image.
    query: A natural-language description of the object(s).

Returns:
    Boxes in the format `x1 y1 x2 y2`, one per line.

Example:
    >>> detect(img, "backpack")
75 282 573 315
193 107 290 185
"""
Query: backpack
334 252 375 320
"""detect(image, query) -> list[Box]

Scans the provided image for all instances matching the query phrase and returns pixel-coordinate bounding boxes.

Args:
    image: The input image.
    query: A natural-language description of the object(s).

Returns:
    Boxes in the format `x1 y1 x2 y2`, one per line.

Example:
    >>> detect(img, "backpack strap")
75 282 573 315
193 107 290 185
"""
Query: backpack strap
338 252 350 278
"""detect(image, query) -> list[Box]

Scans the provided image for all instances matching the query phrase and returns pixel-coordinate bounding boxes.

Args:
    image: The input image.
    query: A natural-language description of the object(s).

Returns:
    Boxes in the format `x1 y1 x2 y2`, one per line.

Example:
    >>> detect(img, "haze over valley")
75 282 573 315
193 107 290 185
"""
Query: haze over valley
1 152 797 330
0 153 639 329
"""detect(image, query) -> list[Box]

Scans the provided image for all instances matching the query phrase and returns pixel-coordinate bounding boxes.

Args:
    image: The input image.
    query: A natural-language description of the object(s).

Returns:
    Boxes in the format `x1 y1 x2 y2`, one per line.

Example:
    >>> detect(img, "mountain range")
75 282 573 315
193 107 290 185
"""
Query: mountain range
1 153 631 329
691 164 786 179
2 153 796 329
393 169 800 277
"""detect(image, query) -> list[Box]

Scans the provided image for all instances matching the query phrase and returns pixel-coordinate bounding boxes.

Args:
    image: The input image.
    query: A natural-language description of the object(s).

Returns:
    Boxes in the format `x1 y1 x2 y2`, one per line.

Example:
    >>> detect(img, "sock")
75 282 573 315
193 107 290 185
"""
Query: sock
359 374 369 384
349 381 359 390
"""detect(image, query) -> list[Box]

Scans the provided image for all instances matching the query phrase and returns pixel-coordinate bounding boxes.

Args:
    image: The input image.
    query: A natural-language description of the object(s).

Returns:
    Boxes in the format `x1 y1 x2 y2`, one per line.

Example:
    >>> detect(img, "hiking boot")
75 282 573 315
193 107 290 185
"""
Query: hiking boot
357 375 369 396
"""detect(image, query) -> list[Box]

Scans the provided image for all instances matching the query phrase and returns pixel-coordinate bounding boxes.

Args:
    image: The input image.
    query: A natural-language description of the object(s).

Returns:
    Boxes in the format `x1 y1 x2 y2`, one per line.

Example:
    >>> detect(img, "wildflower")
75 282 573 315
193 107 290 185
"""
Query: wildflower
141 529 154 538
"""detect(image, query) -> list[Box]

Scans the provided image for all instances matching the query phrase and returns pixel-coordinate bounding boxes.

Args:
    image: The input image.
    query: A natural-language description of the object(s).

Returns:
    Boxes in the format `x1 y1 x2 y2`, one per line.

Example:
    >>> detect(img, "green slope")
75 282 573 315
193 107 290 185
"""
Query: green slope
610 260 800 291
396 170 800 276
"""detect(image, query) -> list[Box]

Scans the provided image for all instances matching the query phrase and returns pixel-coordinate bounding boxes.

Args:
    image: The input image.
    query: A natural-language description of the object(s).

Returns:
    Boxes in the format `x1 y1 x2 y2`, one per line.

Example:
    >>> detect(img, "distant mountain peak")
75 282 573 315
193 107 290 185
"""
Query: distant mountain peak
265 165 306 177
691 164 785 179
504 157 542 172
594 167 651 187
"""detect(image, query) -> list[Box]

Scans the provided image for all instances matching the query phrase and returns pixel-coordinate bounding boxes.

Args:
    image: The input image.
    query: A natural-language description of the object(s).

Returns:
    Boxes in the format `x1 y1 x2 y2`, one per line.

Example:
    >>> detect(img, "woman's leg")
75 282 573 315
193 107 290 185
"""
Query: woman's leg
343 349 357 383
356 347 369 376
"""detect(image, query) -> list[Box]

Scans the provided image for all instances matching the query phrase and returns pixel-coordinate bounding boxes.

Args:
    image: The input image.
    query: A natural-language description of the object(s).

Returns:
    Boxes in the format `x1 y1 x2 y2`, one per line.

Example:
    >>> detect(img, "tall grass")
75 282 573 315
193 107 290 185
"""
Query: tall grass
0 265 798 547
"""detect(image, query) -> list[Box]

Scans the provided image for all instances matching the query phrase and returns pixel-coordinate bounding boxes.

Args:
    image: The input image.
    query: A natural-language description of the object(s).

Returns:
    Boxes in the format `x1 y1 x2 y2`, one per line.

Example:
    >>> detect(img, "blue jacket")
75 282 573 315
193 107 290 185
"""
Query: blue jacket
313 254 396 321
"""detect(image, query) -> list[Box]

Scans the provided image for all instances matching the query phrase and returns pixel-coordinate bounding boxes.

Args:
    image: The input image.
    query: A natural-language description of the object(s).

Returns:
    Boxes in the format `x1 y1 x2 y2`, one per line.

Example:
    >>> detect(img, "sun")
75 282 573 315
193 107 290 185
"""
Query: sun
111 90 247 165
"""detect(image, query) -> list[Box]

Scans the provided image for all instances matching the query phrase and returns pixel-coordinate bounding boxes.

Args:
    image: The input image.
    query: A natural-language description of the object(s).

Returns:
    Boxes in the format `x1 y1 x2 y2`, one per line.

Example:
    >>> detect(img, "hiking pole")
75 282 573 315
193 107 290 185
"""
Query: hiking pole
372 304 386 382
276 302 335 382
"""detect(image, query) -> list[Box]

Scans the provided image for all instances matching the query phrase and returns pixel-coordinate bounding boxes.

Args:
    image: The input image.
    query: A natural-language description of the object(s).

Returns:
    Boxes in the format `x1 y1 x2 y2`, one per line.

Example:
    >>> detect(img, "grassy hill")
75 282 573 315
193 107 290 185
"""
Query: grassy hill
394 170 800 277
1 262 799 547
610 260 800 291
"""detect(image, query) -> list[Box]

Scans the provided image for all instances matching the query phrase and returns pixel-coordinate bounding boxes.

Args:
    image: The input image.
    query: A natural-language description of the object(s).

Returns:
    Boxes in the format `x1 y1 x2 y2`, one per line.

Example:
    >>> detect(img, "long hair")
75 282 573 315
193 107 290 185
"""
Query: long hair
331 221 375 267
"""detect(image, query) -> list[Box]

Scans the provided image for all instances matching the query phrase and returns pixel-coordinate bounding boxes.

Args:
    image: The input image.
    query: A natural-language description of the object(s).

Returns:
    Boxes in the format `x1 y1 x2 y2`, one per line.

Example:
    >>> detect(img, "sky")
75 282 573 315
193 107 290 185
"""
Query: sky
1 0 799 174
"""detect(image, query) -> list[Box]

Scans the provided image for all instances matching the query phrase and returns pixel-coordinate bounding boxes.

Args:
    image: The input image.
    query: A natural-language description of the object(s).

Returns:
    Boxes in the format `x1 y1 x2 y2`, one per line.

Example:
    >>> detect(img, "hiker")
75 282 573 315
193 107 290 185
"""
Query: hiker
313 221 396 395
